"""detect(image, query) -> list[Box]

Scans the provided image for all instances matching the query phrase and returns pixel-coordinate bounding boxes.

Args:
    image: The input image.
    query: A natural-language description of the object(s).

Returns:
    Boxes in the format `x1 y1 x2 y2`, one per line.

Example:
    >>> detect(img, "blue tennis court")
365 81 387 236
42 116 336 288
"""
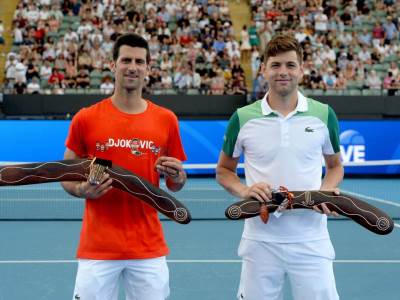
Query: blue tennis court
0 178 399 300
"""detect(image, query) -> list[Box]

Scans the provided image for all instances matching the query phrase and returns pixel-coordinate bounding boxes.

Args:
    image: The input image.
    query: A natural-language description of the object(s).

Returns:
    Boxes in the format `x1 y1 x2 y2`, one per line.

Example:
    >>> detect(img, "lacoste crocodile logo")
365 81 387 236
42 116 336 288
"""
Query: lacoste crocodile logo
305 126 314 132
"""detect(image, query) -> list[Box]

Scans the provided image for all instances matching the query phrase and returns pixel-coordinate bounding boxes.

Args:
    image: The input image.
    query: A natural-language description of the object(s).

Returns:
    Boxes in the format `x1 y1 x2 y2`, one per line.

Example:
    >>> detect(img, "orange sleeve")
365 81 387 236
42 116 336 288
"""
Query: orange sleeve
167 113 187 162
65 109 87 157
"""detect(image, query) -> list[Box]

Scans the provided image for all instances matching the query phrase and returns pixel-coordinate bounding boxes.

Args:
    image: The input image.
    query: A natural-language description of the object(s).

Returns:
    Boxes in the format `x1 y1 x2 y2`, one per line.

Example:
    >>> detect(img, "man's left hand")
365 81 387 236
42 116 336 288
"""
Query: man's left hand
155 156 185 182
313 188 340 217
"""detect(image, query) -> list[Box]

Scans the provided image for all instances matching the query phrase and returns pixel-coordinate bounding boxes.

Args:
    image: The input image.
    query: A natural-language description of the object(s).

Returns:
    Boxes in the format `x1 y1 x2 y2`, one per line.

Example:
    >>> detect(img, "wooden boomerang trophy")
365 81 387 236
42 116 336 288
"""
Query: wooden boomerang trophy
225 187 394 235
0 158 191 224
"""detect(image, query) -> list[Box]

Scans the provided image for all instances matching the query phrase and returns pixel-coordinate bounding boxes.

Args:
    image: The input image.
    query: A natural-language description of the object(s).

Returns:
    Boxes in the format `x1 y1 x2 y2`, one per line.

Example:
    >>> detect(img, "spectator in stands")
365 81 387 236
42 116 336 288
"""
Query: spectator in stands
160 70 173 89
148 34 160 60
102 34 114 57
383 16 398 44
388 61 399 78
323 68 337 89
26 76 41 94
50 3 63 21
77 19 93 40
40 60 53 81
212 34 226 54
248 20 259 47
100 76 114 94
340 6 353 26
50 76 66 95
26 3 40 25
147 66 162 90
14 58 27 84
230 72 247 95
42 43 57 61
383 71 396 95
252 69 268 100
65 56 77 76
12 22 23 46
64 75 77 88
217 50 231 70
310 70 325 90
343 63 356 81
336 50 348 71
64 27 79 44
370 47 382 63
365 70 382 89
314 7 328 34
54 53 67 71
358 44 372 64
358 28 372 46
13 3 26 21
91 40 106 70
334 73 347 90
251 45 261 79
75 68 90 88
48 68 65 85
48 15 60 32
192 68 202 90
5 53 17 84
14 77 27 94
26 61 40 82
240 25 252 59
320 44 336 63
173 65 192 92
231 56 245 78
160 52 172 71
392 73 400 93
372 21 385 47
209 69 225 95
77 50 92 71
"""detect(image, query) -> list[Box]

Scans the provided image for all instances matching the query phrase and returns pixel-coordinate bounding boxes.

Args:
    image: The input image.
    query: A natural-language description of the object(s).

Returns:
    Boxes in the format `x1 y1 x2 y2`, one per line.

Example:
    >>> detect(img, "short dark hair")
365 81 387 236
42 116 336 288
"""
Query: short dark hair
112 33 150 63
264 34 303 64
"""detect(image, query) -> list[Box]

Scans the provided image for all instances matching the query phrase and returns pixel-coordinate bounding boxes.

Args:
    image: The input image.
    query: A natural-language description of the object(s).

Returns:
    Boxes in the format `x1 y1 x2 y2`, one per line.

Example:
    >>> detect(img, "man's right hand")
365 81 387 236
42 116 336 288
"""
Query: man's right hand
241 182 272 203
78 173 113 199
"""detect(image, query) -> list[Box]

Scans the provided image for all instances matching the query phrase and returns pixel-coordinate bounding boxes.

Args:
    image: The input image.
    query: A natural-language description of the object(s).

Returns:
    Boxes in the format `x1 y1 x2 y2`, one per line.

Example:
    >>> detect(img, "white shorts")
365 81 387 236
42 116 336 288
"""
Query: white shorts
73 257 169 300
237 238 339 300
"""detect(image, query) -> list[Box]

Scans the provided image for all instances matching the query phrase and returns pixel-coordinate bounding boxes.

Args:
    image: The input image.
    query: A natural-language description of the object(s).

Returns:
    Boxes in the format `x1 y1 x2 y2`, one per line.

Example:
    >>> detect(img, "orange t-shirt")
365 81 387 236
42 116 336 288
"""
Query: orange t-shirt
65 98 187 259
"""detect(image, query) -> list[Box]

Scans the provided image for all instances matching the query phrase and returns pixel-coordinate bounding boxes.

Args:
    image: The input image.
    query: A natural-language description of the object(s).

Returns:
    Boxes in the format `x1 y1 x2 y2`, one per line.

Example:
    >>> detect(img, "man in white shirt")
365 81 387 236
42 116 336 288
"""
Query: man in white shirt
27 77 41 94
64 28 79 43
320 45 336 62
358 45 372 63
366 70 382 89
40 60 52 81
5 54 17 82
100 76 114 94
217 34 343 300
314 7 328 33
14 59 27 83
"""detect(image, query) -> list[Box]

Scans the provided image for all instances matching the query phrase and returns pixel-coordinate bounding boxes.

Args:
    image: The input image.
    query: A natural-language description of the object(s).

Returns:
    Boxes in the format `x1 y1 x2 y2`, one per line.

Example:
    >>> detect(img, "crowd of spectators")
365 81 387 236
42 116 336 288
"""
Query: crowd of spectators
3 0 247 96
248 0 400 98
2 0 400 97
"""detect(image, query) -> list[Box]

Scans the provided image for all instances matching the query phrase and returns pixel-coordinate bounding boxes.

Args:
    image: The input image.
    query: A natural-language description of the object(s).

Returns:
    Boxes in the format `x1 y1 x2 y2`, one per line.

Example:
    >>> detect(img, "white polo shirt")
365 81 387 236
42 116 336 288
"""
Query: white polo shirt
222 92 340 243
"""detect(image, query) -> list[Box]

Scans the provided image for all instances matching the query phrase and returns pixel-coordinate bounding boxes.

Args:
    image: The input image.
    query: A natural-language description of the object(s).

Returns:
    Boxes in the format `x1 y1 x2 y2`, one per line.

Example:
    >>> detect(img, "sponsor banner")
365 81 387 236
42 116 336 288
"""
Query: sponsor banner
0 120 399 174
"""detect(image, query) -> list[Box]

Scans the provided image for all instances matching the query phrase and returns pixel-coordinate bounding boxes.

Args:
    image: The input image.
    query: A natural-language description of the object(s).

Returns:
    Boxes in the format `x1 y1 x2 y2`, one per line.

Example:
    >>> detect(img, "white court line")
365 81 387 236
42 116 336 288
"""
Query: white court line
1 259 400 264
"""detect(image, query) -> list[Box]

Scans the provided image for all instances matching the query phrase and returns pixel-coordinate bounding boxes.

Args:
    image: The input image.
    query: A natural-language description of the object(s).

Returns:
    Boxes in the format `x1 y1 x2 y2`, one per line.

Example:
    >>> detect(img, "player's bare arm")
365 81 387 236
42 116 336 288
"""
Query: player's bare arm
313 153 344 216
216 151 272 202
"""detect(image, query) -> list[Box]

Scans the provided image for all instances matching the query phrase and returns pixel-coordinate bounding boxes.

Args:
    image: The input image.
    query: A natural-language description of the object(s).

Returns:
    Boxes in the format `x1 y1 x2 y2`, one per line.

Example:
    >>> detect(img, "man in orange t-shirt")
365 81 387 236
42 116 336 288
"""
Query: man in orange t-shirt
61 33 187 300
